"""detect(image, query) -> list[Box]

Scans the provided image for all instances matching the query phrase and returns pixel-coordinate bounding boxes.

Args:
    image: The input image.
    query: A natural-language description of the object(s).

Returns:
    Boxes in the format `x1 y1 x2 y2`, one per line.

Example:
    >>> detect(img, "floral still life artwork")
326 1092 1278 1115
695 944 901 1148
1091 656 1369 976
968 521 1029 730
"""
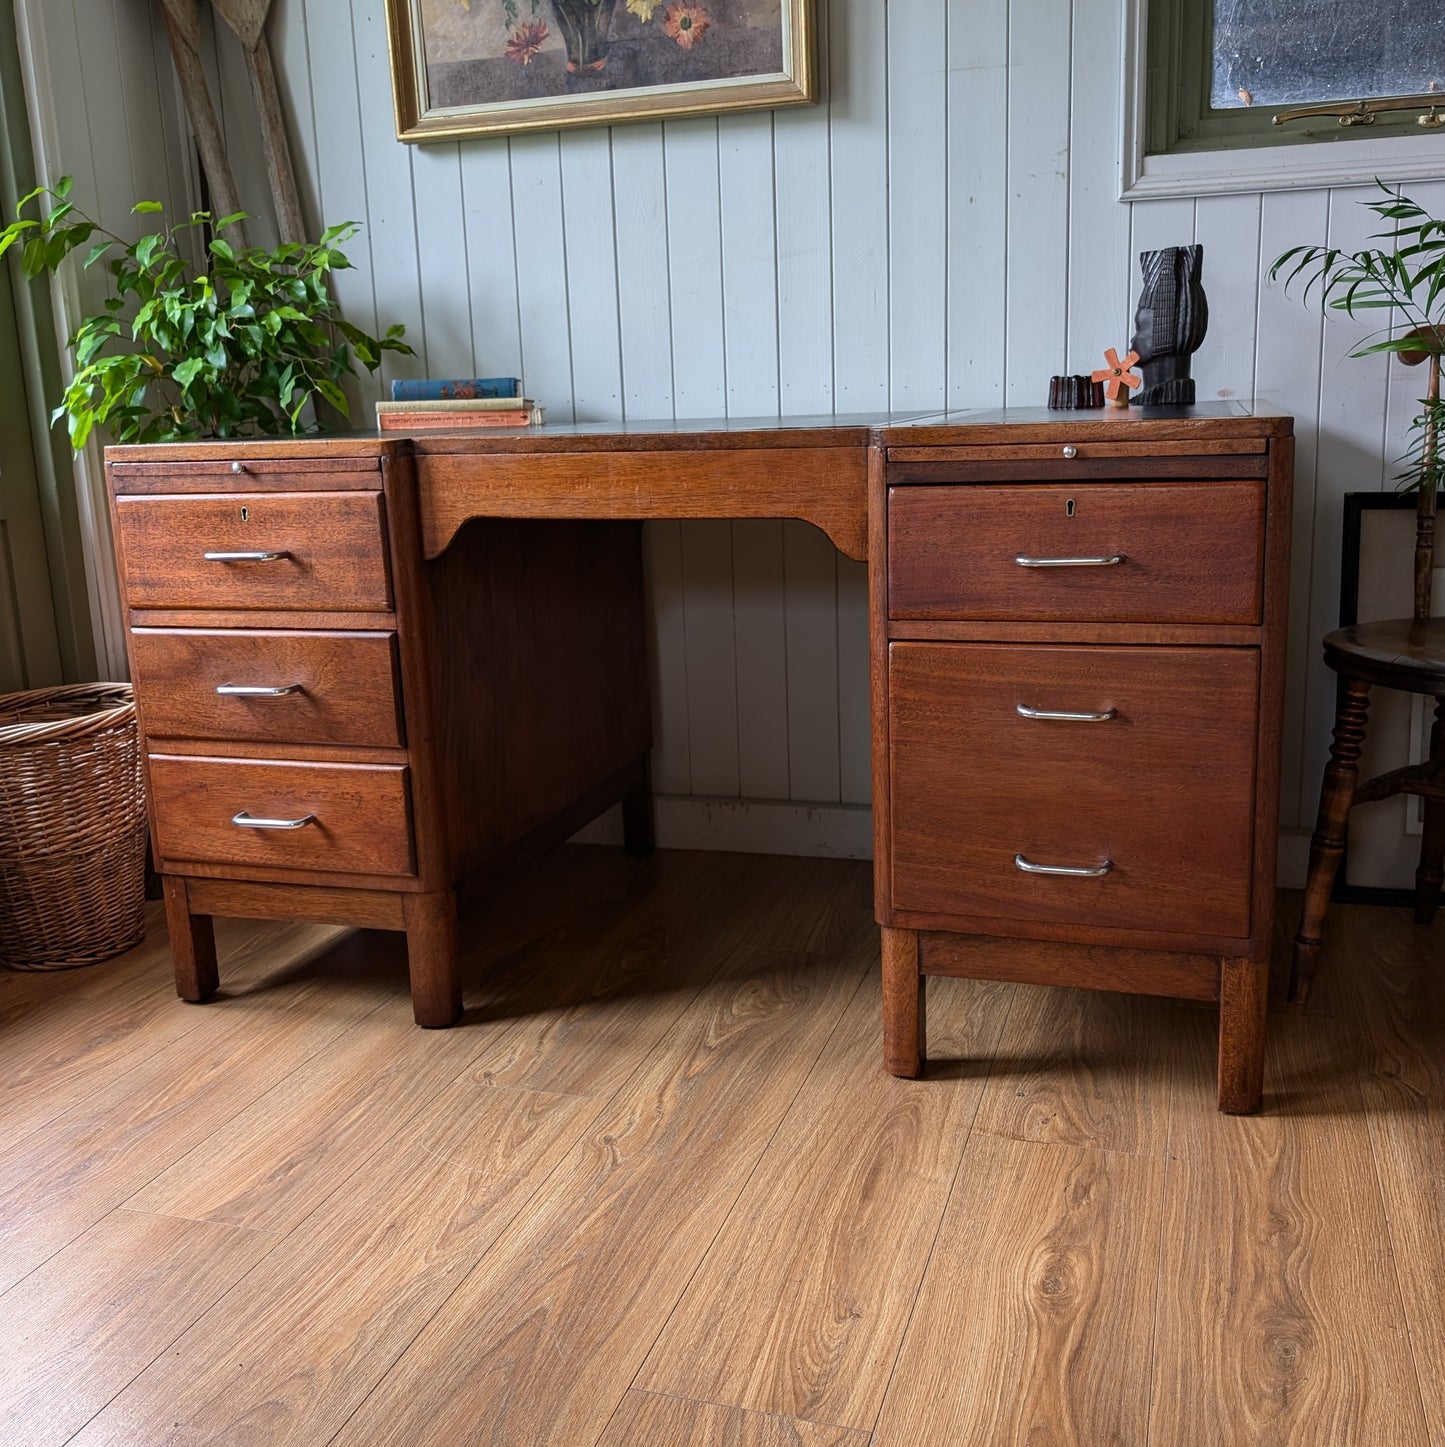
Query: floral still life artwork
386 0 816 141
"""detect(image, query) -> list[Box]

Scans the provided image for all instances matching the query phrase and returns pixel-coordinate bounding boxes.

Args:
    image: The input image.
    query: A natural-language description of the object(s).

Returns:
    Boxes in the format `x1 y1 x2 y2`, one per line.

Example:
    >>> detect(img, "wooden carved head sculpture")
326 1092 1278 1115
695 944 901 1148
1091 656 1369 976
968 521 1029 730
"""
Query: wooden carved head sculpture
1129 244 1209 407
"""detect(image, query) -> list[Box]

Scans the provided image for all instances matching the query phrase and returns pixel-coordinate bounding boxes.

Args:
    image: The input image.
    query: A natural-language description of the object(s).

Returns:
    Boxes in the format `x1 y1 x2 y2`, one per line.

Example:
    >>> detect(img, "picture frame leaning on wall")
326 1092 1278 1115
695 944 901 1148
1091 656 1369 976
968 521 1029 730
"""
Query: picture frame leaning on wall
386 0 817 143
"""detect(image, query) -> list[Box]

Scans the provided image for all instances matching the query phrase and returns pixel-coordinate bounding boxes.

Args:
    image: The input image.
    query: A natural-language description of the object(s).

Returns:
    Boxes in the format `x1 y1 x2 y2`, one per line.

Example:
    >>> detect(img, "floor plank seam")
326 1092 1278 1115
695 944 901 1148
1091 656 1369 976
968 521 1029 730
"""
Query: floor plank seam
1 1013 212 1156
1358 1061 1438 1441
1140 983 1182 1447
863 984 1022 1443
110 1202 277 1236
970 1121 1155 1161
54 1019 577 1440
104 995 403 1216
605 958 878 1443
314 911 757 1446
314 859 821 1442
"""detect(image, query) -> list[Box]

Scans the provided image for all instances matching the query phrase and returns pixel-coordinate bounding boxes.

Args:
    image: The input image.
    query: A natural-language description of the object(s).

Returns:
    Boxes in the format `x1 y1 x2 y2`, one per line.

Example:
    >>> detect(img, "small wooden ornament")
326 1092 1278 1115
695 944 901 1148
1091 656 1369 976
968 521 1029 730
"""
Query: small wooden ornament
1047 375 1106 409
1092 347 1142 408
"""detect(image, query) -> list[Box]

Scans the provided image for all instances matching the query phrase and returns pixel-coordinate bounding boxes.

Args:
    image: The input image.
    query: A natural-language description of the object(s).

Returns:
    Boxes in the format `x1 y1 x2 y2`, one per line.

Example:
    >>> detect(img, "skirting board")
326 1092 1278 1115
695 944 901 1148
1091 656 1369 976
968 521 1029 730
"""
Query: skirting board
573 795 874 859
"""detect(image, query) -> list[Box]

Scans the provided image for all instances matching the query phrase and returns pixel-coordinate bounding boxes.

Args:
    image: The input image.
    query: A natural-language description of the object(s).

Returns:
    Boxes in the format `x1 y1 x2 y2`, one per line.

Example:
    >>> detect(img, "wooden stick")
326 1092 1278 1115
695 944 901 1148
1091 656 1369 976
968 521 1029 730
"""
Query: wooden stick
158 0 248 243
1415 352 1441 621
210 0 307 245
243 35 306 244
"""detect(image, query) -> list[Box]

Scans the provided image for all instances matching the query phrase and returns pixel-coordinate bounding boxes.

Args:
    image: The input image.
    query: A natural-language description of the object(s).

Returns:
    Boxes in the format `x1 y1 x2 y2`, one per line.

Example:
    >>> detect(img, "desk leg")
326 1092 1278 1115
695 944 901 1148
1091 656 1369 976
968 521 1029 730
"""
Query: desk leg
622 755 655 856
1217 953 1268 1114
882 926 925 1077
404 889 461 1027
163 876 218 1003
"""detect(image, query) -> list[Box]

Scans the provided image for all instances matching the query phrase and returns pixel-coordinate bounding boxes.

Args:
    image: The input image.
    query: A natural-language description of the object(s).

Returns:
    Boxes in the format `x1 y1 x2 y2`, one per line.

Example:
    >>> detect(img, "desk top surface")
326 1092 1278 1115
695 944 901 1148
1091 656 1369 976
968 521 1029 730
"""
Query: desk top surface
106 401 1292 464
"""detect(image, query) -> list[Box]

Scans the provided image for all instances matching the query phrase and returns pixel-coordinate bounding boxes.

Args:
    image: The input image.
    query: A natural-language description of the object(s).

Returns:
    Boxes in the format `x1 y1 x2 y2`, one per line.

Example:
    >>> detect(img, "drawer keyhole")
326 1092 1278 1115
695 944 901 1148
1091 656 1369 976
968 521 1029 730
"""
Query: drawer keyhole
240 506 249 523
1066 498 1076 518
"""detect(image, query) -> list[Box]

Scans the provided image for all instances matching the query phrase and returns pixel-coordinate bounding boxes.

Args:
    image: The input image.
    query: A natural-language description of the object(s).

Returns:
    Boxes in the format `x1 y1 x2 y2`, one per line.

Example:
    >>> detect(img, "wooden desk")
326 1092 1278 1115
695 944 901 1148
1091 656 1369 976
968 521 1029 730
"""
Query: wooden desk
106 404 1292 1112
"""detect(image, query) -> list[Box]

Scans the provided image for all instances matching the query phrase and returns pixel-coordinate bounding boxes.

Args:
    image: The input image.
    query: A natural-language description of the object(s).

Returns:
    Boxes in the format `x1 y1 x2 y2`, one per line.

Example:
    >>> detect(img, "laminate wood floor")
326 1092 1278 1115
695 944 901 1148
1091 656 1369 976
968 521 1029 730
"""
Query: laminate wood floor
2 847 1441 1445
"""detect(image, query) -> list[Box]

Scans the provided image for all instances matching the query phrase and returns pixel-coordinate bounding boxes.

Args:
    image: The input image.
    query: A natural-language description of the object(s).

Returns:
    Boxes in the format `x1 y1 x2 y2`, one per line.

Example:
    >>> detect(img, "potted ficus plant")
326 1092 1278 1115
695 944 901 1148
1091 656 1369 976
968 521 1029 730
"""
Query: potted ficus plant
1272 182 1444 615
0 176 411 447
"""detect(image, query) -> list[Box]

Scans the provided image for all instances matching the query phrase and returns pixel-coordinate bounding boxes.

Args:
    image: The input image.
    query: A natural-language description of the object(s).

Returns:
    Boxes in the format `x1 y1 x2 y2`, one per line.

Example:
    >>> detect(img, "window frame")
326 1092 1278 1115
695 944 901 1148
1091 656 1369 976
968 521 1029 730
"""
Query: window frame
1122 0 1445 199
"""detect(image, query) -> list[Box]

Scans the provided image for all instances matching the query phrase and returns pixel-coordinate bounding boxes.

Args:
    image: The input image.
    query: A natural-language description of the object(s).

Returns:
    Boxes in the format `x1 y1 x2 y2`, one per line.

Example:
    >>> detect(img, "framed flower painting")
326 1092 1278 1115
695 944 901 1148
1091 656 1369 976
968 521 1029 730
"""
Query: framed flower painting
385 0 817 141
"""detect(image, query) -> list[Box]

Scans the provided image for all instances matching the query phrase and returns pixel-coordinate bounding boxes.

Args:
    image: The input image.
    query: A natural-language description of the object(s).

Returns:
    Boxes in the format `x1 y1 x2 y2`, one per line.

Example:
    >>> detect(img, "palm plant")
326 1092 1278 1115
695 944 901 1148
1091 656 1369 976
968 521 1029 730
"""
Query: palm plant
1272 182 1445 613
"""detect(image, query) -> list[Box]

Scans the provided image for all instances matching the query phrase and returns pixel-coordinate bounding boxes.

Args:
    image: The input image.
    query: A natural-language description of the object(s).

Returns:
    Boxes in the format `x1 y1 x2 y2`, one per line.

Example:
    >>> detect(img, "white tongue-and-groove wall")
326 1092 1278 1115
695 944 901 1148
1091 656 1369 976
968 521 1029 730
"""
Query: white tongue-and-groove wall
24 0 1445 884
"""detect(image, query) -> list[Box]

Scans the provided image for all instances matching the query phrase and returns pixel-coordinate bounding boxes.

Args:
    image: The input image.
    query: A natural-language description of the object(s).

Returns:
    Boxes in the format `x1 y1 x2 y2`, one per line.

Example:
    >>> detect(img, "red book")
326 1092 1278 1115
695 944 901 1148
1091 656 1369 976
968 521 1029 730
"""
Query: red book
378 409 536 430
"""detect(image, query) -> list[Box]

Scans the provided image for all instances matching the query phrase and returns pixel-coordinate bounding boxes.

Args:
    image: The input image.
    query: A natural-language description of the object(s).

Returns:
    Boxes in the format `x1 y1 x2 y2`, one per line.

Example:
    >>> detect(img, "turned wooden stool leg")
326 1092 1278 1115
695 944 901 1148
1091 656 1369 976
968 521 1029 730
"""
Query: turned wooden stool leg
404 889 461 1027
621 755 655 856
1416 698 1445 924
1291 675 1372 1004
162 876 218 1003
1218 954 1269 1114
882 926 925 1077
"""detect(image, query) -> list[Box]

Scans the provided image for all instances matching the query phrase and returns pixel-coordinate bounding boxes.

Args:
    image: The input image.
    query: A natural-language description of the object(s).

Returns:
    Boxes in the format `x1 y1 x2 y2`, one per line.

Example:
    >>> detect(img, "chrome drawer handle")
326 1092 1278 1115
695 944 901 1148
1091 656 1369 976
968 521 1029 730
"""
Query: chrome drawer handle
232 810 316 830
215 683 303 697
1014 854 1113 878
1016 703 1117 723
1014 554 1123 568
203 550 291 562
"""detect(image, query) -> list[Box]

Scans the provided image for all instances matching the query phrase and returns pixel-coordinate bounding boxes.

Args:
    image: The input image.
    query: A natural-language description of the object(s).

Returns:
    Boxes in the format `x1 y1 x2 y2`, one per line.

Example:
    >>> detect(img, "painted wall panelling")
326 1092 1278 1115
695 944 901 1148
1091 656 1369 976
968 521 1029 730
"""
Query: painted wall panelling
31 0 1445 878
13 0 202 680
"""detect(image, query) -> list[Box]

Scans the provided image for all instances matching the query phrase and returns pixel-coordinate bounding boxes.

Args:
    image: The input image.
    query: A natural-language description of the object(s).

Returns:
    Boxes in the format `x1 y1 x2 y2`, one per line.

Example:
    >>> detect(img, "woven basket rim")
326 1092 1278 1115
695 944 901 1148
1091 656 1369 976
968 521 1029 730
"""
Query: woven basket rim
0 683 135 745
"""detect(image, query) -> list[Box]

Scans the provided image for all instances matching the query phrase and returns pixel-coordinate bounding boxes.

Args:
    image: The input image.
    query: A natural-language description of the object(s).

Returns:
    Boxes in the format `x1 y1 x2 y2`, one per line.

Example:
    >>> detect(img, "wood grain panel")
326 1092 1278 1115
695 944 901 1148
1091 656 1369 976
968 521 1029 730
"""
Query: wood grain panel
6 854 1445 1444
888 481 1265 623
130 627 402 747
888 643 1258 938
970 985 1175 1158
149 754 414 877
888 439 1268 461
919 932 1222 1000
70 1081 604 1447
182 878 407 929
597 1394 869 1447
107 458 383 490
421 517 650 879
0 907 211 1150
112 490 391 611
124 994 513 1234
1151 1005 1430 1445
873 1133 1165 1447
416 447 869 561
1333 905 1445 1443
638 971 1015 1428
0 1208 271 1446
0 924 370 1294
326 938 870 1445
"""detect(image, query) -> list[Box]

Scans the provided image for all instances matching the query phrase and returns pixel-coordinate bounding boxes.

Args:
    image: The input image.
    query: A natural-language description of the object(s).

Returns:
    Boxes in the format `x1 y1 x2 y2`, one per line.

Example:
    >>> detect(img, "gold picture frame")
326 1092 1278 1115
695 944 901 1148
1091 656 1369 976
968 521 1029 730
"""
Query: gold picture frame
385 0 817 144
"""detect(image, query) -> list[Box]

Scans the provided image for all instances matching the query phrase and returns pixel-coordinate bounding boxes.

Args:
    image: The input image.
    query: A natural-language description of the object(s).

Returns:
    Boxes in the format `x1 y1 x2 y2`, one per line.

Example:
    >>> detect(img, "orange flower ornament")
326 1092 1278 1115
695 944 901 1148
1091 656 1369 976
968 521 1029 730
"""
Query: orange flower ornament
1092 347 1141 407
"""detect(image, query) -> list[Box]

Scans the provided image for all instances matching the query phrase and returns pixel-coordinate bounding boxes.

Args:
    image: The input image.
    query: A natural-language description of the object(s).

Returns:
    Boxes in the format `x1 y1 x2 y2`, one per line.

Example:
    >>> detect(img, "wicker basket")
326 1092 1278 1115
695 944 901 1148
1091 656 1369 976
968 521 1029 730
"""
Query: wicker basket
0 683 148 971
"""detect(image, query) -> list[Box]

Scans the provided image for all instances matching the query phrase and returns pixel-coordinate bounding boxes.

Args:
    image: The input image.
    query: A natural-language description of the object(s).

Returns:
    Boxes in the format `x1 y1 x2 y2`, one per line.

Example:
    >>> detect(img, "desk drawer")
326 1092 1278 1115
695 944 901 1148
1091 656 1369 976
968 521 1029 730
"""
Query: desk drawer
887 642 1257 937
131 628 403 747
887 481 1264 624
114 491 391 612
149 755 414 877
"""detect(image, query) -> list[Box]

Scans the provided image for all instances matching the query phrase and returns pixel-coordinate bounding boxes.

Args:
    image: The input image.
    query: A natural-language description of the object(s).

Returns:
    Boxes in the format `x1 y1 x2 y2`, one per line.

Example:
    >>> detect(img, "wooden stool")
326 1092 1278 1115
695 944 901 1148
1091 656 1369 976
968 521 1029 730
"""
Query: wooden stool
1294 335 1444 1004
1291 621 1445 1003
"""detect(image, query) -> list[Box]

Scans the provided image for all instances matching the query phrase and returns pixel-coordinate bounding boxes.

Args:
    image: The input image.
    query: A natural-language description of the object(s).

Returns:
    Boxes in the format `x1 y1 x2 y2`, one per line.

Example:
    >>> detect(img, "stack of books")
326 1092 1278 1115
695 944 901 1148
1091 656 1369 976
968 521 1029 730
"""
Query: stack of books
376 376 544 431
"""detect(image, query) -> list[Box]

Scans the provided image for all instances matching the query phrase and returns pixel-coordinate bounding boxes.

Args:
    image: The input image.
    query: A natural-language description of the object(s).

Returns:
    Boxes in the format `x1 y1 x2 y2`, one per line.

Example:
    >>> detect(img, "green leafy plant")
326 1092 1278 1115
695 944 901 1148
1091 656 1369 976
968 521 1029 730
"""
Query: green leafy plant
1271 181 1444 498
0 177 411 448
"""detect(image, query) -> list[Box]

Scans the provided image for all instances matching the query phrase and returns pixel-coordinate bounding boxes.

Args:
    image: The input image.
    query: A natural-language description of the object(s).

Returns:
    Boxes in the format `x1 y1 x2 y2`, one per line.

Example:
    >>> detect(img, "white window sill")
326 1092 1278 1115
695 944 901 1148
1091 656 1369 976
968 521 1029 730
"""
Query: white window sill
1122 129 1445 201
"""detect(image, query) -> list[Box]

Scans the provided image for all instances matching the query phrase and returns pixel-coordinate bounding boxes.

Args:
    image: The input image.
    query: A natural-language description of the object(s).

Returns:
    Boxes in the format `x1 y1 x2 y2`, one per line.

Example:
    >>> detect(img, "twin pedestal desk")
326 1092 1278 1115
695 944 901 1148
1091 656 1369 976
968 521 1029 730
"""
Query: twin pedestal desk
106 404 1293 1113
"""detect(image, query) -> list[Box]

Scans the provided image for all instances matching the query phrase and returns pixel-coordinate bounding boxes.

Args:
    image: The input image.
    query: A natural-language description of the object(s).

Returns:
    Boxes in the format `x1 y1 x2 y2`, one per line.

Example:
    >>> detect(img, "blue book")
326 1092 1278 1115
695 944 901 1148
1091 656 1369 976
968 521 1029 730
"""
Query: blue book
390 376 520 402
